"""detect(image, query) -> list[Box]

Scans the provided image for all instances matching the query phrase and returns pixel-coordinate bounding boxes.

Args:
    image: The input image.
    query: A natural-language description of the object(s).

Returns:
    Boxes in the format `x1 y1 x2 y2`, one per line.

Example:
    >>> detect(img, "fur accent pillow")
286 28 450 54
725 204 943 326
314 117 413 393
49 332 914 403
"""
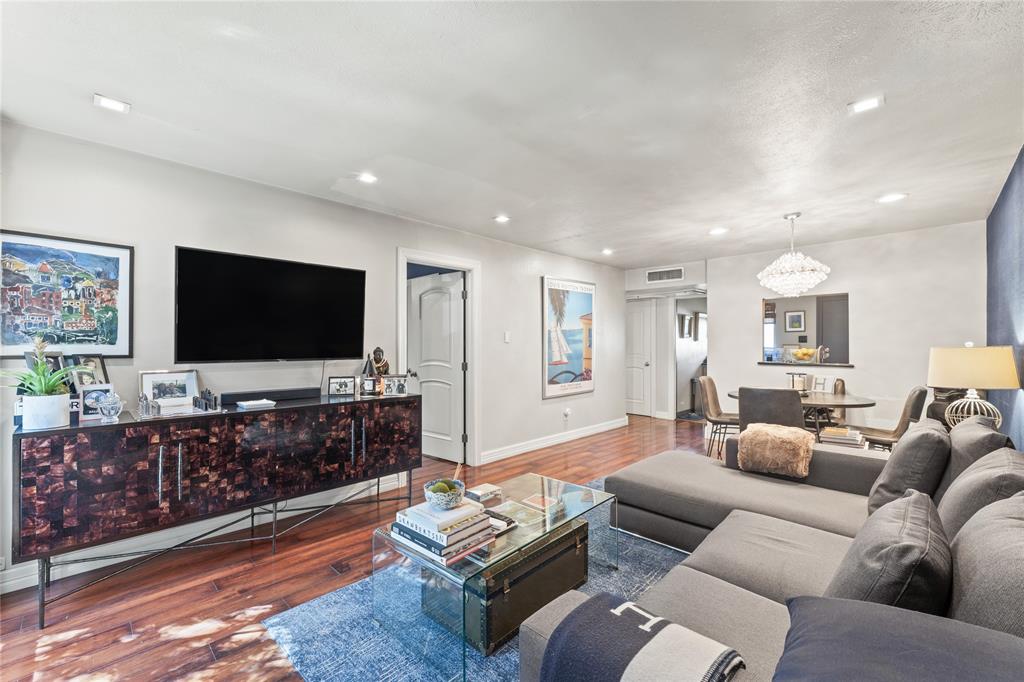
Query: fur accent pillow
738 423 815 479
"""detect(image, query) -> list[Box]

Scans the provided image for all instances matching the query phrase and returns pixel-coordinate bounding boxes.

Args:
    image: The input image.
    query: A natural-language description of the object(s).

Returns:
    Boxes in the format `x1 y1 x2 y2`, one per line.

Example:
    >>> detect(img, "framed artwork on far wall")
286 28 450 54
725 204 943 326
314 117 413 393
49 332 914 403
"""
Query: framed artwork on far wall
542 276 595 399
1 230 134 358
784 310 806 333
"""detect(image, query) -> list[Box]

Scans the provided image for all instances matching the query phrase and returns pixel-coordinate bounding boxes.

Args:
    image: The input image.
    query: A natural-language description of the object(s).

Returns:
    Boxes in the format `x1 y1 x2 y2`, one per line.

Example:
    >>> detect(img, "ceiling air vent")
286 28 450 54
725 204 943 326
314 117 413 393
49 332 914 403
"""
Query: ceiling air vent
646 266 685 284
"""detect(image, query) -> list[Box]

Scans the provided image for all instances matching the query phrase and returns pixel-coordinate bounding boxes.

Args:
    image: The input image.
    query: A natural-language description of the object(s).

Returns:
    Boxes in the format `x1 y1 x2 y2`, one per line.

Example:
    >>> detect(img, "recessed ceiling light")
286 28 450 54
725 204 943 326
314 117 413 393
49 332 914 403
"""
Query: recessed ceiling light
601 248 614 256
876 192 908 204
847 95 884 114
708 227 729 236
493 214 510 224
93 93 131 113
356 171 378 184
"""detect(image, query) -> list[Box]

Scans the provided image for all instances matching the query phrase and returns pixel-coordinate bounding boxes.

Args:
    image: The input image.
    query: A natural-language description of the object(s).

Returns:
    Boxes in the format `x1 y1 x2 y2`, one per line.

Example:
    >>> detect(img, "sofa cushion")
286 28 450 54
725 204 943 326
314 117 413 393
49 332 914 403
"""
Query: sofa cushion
868 419 950 513
773 596 1024 681
949 492 1024 638
737 423 815 479
725 438 888 496
824 491 952 615
607 450 868 538
935 416 1013 502
684 510 851 603
936 447 1024 539
637 565 790 681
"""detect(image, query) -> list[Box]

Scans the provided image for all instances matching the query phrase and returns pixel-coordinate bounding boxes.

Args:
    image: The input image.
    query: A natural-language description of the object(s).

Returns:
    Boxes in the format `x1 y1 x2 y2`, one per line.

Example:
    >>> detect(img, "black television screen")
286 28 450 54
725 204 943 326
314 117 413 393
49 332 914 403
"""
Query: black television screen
175 247 365 362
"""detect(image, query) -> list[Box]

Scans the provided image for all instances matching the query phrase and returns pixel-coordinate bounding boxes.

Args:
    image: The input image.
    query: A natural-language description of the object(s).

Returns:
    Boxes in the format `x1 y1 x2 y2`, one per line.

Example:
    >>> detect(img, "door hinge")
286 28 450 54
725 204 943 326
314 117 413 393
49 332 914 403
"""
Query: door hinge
461 433 468 445
461 289 468 300
461 361 468 372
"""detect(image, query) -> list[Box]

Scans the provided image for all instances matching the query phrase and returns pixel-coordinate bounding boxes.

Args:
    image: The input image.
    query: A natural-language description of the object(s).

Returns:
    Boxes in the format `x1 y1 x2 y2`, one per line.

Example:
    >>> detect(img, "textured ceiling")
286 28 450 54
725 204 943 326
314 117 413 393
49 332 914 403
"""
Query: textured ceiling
2 2 1022 268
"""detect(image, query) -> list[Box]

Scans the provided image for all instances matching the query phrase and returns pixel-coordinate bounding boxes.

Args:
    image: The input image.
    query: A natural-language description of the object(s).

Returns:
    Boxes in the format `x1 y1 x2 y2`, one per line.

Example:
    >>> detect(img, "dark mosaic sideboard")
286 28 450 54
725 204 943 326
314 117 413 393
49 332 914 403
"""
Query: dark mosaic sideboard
13 394 421 563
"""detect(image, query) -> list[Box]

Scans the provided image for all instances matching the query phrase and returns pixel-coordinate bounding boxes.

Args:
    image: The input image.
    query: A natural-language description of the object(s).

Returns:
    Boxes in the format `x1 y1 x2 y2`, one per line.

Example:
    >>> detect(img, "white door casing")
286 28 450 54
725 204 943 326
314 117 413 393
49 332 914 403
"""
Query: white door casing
625 298 655 416
408 271 465 462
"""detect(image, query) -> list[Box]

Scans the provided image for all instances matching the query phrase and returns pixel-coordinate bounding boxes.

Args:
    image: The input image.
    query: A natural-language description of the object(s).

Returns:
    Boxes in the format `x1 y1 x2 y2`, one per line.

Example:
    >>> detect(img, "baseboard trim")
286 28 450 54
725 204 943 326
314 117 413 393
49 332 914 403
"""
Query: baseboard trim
479 416 629 465
654 410 677 421
0 473 407 595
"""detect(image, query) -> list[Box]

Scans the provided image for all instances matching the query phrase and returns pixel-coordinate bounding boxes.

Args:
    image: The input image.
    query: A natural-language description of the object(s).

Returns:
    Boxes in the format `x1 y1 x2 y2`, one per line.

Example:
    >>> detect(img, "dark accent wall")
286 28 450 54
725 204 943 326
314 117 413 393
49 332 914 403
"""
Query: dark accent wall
987 146 1024 446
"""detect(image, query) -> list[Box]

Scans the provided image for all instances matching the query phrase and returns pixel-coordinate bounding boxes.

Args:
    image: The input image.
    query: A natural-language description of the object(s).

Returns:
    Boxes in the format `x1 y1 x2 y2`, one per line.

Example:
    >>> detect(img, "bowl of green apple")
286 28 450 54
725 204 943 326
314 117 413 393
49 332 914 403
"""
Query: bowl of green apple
424 478 466 509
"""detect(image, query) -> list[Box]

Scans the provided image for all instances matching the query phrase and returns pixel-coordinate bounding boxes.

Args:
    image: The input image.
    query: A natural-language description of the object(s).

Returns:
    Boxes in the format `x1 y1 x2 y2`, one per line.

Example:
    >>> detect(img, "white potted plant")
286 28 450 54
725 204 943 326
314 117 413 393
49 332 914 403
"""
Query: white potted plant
2 336 73 430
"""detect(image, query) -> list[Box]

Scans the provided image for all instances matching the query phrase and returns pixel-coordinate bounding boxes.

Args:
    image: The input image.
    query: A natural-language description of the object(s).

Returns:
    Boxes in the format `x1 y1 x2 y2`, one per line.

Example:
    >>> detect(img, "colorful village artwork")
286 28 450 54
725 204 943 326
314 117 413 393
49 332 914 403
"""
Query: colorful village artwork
1 235 126 355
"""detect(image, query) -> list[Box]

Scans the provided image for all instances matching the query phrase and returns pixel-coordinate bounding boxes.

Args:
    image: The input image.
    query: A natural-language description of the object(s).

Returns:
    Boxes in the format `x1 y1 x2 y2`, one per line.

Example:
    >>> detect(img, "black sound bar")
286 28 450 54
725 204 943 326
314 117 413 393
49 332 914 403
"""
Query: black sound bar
221 386 322 406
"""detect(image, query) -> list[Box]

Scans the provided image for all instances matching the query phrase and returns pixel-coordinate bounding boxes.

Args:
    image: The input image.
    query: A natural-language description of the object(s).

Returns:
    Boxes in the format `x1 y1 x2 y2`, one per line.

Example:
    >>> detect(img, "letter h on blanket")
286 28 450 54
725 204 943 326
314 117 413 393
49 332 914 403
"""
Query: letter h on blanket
609 602 665 632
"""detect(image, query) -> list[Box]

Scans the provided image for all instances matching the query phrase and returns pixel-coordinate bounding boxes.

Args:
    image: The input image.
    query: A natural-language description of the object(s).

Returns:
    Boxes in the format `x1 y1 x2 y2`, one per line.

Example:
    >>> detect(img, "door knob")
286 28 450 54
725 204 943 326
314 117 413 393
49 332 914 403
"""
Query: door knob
644 362 650 367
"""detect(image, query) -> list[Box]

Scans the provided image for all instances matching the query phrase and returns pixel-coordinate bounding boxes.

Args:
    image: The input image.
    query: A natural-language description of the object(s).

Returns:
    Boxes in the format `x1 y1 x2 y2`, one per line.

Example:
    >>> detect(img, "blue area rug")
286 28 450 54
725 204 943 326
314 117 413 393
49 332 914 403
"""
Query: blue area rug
264 479 686 681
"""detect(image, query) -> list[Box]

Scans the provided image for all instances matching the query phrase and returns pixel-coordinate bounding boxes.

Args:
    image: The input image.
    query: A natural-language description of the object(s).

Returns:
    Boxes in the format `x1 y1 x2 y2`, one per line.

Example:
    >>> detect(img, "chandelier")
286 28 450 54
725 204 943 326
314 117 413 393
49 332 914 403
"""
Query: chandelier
757 212 830 297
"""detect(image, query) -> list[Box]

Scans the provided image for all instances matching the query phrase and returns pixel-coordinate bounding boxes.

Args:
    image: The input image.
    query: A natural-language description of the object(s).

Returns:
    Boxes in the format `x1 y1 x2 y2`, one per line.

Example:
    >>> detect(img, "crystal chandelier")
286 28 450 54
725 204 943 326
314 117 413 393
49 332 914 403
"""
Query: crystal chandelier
757 212 830 297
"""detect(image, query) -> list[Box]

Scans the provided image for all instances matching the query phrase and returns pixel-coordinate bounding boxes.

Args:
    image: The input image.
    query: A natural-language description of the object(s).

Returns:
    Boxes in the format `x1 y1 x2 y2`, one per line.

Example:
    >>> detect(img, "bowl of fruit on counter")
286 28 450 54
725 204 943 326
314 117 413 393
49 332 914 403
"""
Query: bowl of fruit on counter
790 347 818 363
424 478 466 509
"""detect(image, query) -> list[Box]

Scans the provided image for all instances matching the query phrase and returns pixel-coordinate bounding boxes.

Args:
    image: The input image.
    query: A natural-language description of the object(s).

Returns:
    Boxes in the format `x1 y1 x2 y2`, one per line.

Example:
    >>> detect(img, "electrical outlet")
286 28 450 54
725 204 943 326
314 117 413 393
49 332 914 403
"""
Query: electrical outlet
563 408 572 419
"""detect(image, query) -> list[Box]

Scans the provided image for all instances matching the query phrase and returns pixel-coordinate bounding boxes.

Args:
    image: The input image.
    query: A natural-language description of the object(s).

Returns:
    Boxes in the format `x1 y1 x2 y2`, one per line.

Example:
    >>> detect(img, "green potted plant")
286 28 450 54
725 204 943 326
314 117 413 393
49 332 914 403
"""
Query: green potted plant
2 336 74 430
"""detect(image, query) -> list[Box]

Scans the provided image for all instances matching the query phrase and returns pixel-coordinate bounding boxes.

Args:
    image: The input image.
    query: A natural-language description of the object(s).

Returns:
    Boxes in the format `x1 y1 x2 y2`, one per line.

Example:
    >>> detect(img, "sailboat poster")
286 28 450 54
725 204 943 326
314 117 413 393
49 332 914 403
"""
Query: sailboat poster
542 276 595 399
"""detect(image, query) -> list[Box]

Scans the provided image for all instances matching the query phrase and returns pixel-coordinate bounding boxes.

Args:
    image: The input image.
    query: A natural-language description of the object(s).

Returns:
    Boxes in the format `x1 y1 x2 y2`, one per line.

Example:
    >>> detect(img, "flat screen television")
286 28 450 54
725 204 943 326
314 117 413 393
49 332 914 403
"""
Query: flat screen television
175 247 366 363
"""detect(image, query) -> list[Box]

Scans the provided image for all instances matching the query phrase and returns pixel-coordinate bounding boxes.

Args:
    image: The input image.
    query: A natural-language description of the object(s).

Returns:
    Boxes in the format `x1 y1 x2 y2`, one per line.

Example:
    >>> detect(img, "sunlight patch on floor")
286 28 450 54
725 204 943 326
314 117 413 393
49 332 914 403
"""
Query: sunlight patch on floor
30 627 90 658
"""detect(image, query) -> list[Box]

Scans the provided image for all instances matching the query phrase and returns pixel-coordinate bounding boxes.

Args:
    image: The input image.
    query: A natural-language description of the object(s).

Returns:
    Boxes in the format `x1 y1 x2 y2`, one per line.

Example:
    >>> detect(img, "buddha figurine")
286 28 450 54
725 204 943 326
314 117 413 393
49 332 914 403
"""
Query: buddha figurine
372 346 389 376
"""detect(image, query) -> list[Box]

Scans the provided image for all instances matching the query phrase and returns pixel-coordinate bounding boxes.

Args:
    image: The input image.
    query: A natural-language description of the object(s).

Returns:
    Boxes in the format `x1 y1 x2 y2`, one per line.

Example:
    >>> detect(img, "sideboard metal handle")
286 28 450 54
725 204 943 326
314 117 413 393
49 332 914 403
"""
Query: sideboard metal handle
157 445 164 505
350 419 356 466
361 417 366 462
177 443 183 500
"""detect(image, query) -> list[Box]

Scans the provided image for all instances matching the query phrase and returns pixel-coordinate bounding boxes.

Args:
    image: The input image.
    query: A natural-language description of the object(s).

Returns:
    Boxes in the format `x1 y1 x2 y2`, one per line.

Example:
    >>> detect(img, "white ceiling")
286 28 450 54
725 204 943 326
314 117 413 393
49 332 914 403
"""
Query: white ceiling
3 2 1022 268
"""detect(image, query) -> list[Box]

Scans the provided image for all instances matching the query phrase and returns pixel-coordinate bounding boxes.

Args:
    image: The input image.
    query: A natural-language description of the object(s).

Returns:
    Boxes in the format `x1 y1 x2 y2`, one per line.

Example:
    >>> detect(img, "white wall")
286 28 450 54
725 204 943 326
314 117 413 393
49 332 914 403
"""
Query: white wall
676 298 707 411
707 221 987 426
0 124 626 590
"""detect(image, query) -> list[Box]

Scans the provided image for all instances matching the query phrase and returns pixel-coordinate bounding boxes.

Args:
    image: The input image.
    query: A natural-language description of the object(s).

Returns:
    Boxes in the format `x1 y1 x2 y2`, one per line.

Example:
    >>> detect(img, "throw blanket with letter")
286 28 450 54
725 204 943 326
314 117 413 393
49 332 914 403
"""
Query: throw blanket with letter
539 592 745 682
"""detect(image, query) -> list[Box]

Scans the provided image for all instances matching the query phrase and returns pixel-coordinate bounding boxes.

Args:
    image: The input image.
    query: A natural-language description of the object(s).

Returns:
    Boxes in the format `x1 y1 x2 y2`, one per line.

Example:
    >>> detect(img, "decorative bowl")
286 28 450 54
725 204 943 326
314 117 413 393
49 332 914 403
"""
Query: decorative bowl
424 478 465 509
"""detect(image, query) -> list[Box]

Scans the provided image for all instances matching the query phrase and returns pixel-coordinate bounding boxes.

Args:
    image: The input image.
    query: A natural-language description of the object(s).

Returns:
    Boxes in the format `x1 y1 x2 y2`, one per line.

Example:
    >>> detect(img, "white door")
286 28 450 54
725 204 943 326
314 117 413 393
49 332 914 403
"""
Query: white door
408 272 465 462
625 298 655 416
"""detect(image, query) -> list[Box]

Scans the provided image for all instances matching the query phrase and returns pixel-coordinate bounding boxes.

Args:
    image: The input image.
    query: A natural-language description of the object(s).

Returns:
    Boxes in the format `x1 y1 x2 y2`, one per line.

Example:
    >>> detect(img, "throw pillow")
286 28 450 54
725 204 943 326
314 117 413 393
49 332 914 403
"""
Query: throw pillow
949 492 1024 639
824 490 951 614
773 596 1024 681
935 447 1024 539
867 419 950 514
737 423 815 479
934 416 1013 502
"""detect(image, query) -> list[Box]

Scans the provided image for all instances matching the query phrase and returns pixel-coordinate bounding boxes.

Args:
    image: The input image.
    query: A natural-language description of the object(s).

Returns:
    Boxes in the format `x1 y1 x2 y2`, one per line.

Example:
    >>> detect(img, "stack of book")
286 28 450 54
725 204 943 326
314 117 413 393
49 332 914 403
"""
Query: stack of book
819 426 865 447
392 500 495 566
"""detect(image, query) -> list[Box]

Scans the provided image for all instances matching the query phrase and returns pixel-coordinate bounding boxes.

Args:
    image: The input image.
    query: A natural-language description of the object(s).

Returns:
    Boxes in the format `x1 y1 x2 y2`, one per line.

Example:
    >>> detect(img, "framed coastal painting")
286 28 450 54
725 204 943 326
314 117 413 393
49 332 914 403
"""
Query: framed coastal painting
1 230 133 358
542 276 595 399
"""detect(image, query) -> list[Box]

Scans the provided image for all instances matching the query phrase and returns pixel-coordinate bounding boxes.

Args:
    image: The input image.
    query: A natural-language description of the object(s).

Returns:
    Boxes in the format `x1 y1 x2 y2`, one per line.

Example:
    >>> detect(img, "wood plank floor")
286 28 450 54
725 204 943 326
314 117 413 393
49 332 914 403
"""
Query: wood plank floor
0 416 704 681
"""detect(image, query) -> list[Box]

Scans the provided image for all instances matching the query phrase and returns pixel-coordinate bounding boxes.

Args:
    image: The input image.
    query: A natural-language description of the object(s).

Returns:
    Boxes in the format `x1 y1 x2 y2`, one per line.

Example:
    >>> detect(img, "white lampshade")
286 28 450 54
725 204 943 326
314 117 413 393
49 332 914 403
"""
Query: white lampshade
927 346 1021 390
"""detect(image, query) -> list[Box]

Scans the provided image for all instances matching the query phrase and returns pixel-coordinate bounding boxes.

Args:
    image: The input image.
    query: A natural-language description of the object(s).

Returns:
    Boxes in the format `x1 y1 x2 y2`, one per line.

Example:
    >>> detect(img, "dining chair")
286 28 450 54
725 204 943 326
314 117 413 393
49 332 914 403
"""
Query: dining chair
738 387 806 431
806 377 847 429
698 376 739 458
846 386 928 450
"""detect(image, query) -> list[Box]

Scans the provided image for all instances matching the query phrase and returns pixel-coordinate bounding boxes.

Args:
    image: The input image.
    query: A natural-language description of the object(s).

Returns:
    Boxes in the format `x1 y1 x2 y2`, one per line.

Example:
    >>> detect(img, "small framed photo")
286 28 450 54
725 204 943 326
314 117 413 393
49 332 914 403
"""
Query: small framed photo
328 376 356 396
382 375 408 396
23 351 76 393
360 376 378 396
784 310 806 333
140 369 199 407
80 383 114 421
65 355 110 386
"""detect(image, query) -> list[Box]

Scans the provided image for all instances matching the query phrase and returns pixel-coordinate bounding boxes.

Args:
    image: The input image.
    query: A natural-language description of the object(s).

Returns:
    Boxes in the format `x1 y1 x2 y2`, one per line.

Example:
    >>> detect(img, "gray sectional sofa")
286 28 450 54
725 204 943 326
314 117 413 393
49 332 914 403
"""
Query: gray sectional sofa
520 417 1024 681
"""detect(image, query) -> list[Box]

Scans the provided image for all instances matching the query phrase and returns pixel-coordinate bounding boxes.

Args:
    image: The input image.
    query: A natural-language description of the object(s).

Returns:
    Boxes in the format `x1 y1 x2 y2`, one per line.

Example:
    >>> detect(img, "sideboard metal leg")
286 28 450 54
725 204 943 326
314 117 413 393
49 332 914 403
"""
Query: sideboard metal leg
44 558 52 587
407 468 414 503
271 502 278 555
37 559 48 629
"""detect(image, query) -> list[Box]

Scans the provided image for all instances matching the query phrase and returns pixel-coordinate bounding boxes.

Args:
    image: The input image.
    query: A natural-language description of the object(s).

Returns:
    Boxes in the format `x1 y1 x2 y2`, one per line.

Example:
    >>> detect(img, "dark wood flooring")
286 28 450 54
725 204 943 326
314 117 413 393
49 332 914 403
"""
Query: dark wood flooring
0 416 704 681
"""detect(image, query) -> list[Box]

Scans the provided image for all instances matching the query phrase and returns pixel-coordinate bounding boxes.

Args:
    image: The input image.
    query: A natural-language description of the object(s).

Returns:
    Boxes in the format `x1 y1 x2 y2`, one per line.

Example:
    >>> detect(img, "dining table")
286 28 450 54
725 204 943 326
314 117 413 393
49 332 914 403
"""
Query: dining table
726 389 877 439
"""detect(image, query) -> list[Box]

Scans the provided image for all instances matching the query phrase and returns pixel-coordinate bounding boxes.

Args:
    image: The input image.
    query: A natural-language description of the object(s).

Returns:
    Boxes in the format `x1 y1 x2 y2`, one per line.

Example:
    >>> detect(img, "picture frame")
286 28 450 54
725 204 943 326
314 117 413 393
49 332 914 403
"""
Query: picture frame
139 369 199 407
1 229 134 358
79 383 114 421
328 375 356 396
382 375 409 396
65 354 110 392
679 314 692 338
360 376 378 396
542 276 595 399
784 310 806 333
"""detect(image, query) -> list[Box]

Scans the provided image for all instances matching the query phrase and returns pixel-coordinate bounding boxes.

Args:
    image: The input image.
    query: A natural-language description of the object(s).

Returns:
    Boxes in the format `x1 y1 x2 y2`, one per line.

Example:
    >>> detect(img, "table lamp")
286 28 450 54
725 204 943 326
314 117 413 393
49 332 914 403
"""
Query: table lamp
927 346 1021 428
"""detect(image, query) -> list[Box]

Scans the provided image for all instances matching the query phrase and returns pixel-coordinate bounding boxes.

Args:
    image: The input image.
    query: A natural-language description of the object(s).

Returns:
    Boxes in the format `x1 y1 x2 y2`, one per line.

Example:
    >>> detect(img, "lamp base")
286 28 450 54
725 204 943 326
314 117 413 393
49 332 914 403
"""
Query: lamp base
944 389 1003 429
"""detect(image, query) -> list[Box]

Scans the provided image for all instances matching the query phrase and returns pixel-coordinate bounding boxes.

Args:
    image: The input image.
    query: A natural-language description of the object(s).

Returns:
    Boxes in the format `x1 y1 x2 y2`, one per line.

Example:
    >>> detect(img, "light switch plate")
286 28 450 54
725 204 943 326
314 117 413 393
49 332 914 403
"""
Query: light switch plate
503 331 511 343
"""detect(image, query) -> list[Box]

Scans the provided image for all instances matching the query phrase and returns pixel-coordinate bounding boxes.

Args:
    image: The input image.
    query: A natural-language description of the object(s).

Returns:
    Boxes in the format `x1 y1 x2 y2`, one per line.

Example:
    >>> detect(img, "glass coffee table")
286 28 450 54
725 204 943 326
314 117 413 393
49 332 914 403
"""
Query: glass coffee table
371 473 617 681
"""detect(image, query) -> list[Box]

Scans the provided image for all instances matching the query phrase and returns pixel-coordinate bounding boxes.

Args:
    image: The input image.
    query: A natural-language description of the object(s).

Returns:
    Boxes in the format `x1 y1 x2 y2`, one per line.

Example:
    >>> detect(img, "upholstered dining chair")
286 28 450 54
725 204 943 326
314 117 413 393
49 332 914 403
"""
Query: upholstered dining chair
846 386 928 450
698 376 739 458
738 387 806 431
